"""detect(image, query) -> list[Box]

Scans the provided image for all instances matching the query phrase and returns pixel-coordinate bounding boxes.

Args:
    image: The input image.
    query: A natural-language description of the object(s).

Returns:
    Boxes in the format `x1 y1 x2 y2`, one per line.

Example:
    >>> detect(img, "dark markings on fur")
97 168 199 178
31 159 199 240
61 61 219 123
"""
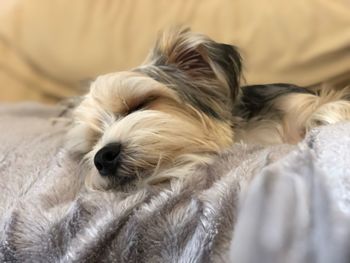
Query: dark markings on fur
235 83 314 119
138 28 242 120
201 43 242 101
137 43 242 120
138 66 224 119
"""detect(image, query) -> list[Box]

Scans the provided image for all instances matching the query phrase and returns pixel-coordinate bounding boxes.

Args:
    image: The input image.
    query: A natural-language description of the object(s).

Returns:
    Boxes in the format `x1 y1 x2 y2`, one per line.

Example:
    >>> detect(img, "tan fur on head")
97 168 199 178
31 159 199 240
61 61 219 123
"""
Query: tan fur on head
141 27 242 120
144 27 240 98
67 28 241 190
69 72 232 190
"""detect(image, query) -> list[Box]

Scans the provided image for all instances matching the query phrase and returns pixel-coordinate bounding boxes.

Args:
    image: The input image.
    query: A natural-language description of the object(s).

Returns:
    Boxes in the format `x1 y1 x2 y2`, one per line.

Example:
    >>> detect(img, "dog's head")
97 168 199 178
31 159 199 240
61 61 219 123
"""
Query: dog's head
68 27 242 190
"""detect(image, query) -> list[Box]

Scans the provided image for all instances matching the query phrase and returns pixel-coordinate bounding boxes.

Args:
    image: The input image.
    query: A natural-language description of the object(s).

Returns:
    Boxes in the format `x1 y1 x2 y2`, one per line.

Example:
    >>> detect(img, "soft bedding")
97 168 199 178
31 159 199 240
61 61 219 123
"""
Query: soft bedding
0 103 350 262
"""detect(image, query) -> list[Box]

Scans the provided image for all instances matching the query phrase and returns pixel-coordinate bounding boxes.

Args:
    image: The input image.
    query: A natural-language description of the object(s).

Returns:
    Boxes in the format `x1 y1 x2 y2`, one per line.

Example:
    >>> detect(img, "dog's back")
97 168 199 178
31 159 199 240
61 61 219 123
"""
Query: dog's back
234 83 350 144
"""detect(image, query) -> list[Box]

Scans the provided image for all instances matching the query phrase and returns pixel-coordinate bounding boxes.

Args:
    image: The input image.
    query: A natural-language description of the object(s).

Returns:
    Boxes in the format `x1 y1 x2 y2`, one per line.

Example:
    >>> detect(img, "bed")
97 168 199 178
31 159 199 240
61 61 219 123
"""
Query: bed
1 103 350 262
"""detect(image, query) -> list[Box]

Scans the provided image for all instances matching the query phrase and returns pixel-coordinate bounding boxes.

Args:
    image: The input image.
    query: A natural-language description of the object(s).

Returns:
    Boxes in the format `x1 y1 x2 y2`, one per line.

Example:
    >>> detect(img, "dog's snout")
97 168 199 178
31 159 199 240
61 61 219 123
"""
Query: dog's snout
94 143 121 176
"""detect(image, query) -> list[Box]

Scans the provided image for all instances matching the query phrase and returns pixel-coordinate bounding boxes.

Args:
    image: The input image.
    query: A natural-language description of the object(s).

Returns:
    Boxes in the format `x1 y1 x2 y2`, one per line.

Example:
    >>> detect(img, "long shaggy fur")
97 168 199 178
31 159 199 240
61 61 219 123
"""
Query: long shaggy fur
68 27 350 190
235 84 350 144
67 27 242 190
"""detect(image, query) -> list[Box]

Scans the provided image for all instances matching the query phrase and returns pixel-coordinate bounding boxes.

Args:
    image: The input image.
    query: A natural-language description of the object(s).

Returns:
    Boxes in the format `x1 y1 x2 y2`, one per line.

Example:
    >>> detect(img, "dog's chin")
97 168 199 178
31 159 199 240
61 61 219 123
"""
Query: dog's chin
108 171 138 188
85 156 158 191
85 155 185 191
85 169 139 192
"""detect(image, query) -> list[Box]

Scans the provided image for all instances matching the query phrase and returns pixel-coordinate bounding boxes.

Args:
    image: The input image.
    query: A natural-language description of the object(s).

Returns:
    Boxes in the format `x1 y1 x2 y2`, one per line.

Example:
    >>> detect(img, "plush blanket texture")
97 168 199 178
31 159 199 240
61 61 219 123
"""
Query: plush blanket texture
0 103 350 263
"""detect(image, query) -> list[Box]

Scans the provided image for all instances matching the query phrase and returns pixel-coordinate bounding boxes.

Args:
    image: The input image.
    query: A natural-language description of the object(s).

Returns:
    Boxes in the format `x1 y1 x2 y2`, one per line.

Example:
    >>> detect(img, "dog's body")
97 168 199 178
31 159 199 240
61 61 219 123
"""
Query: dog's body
236 83 350 144
68 28 350 191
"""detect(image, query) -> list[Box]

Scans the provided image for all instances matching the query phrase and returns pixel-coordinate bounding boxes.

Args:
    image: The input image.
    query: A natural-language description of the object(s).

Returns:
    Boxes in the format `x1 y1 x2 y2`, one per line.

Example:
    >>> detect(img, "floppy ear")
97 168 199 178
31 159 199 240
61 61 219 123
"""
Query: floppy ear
144 27 242 104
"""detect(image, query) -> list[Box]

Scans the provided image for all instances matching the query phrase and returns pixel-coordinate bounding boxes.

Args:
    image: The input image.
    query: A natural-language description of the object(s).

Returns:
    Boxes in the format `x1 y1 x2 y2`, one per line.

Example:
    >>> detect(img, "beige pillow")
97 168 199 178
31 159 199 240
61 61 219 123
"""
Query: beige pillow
0 0 349 102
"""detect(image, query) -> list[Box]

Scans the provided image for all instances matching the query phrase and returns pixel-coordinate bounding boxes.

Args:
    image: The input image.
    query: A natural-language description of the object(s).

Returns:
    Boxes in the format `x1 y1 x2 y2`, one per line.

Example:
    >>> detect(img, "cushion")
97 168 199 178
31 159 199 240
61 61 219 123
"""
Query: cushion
0 0 349 102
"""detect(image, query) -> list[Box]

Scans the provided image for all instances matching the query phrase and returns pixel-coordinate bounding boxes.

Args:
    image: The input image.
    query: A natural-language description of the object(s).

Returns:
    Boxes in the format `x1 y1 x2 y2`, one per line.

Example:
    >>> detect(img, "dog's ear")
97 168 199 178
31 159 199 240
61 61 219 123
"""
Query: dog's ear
144 27 242 104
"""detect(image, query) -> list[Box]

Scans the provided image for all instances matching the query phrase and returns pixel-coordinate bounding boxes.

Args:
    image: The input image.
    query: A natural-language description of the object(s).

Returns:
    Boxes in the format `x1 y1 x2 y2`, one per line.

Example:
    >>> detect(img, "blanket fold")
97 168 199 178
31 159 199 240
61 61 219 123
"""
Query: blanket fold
1 103 350 262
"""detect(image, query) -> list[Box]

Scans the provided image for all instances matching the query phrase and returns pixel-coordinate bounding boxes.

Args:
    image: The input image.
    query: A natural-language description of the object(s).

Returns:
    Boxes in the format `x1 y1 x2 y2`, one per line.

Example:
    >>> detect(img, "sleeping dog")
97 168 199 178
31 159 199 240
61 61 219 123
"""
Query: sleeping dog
67 27 350 191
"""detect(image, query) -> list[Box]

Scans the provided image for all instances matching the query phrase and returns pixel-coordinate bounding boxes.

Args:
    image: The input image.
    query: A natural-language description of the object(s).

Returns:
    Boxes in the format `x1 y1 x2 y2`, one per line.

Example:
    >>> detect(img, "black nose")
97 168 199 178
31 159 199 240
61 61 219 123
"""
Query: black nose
94 143 121 176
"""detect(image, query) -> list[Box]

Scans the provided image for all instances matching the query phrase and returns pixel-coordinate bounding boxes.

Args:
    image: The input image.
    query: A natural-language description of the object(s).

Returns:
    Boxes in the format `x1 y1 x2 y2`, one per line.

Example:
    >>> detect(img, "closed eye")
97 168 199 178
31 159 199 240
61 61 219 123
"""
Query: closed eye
126 96 158 114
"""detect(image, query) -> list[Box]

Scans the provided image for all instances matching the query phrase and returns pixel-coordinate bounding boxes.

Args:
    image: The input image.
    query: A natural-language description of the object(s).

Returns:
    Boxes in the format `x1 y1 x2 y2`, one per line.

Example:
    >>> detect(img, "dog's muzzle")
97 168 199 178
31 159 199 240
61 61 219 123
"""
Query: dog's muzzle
94 143 121 176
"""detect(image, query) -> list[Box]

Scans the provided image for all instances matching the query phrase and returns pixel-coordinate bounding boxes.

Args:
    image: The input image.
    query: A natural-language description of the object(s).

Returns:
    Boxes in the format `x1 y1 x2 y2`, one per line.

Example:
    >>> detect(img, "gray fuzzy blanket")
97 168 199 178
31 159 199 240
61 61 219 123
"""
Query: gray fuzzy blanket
0 103 350 263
